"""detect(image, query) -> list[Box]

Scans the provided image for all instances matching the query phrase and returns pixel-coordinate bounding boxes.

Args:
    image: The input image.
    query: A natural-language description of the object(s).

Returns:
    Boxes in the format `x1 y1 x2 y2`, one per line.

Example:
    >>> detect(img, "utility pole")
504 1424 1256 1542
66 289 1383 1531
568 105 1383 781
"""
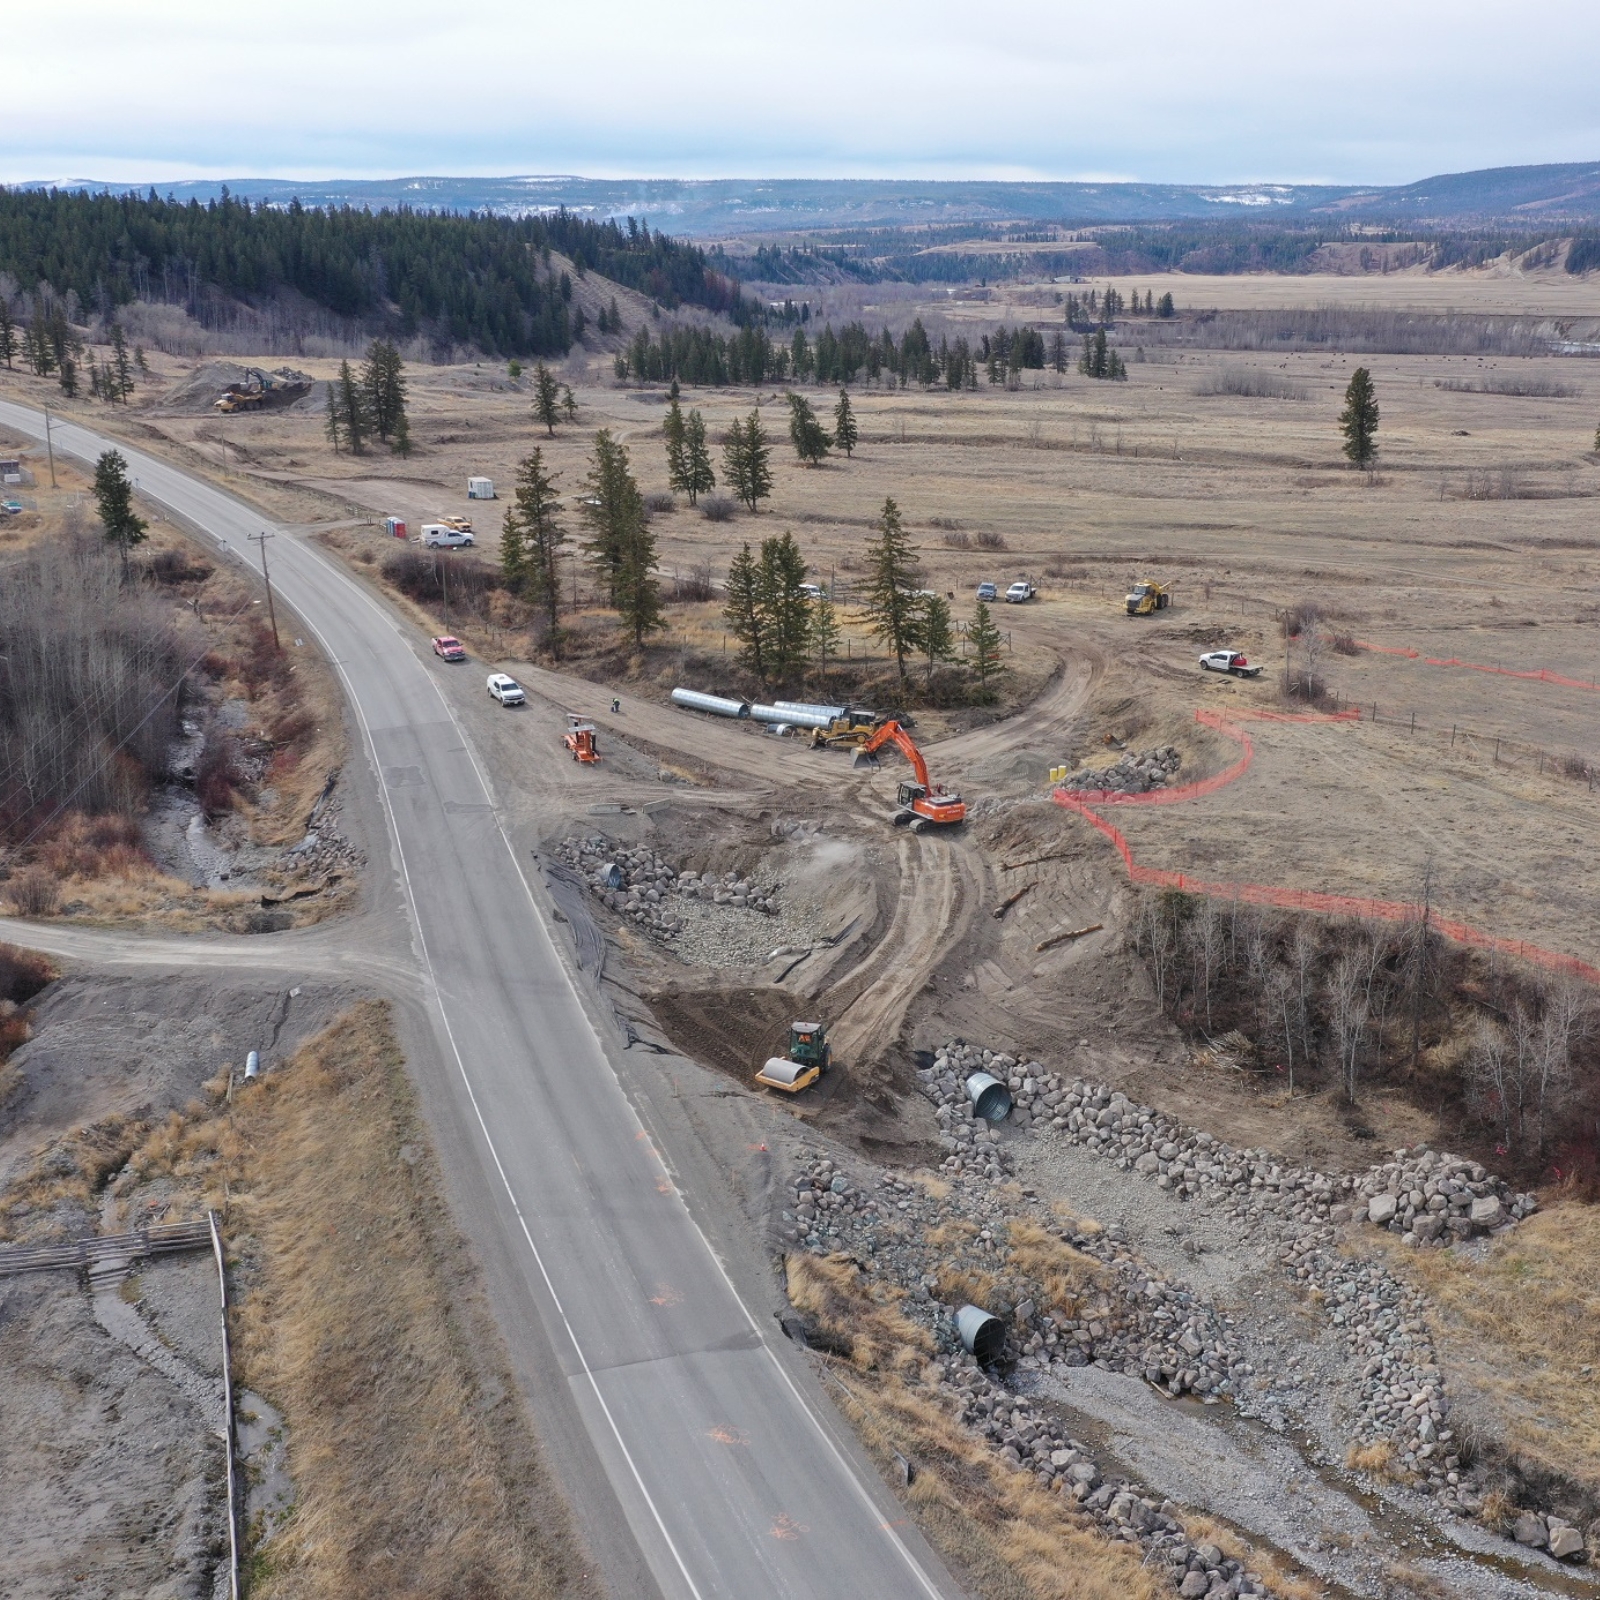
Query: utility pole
44 406 57 488
247 530 281 649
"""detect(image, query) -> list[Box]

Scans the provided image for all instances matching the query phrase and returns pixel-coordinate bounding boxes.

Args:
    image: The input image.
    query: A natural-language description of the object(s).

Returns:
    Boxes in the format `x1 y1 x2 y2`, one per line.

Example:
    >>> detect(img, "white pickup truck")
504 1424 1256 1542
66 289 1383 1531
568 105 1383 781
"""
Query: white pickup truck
1004 580 1035 604
1198 650 1263 678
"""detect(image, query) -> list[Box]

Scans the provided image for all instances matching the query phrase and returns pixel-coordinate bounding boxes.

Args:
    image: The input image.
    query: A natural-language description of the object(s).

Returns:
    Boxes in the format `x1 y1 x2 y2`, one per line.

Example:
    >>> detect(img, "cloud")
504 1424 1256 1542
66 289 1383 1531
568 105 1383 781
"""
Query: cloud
6 0 1599 185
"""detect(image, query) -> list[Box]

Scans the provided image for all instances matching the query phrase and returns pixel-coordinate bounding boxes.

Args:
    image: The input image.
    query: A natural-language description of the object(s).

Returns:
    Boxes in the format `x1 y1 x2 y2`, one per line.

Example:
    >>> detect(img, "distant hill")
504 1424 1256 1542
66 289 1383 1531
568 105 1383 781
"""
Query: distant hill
28 163 1600 235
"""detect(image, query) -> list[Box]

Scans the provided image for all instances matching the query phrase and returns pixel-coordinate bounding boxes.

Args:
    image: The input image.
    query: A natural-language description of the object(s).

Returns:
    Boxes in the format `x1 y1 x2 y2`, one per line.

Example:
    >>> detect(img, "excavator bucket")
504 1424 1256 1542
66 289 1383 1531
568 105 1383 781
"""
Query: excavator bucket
851 746 879 769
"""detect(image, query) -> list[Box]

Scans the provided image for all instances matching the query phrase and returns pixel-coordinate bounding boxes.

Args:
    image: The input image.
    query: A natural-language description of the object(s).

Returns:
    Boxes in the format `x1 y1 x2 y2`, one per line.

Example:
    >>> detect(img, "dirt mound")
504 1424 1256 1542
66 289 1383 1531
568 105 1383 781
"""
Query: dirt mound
161 362 314 414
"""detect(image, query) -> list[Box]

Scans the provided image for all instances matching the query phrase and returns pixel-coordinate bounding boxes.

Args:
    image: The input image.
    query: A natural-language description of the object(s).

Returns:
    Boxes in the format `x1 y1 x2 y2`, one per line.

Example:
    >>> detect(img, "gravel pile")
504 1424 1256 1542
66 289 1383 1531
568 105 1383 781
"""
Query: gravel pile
783 1151 1275 1597
1058 746 1182 795
553 833 779 944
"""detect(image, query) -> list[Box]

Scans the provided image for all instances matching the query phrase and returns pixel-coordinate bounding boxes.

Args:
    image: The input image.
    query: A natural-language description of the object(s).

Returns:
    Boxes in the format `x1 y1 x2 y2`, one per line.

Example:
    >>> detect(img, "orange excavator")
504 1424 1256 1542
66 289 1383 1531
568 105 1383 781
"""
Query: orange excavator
851 720 966 831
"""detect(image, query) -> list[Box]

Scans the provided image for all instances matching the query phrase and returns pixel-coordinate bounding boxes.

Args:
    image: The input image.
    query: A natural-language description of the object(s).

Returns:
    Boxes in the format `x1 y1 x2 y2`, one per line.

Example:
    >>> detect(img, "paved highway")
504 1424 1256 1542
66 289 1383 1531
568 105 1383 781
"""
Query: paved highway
0 402 958 1600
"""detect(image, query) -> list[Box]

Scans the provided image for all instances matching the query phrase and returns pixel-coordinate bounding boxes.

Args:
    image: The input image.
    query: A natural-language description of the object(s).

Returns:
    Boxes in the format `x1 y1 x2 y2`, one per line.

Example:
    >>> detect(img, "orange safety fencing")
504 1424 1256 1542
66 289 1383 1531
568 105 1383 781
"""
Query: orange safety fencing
1355 640 1600 694
1051 708 1600 986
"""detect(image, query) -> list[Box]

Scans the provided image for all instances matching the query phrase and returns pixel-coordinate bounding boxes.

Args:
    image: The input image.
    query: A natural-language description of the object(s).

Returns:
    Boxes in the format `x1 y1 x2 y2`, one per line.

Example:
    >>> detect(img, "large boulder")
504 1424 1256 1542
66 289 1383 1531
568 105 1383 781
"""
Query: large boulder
1513 1512 1548 1548
1470 1194 1505 1230
1367 1193 1399 1226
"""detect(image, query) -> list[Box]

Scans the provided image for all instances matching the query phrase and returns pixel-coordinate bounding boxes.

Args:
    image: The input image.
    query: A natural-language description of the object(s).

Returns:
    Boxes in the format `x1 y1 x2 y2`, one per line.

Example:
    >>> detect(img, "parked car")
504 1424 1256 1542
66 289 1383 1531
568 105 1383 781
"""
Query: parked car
422 524 475 548
1004 580 1036 603
487 673 526 706
432 635 467 661
799 583 829 600
976 581 998 602
1198 649 1263 678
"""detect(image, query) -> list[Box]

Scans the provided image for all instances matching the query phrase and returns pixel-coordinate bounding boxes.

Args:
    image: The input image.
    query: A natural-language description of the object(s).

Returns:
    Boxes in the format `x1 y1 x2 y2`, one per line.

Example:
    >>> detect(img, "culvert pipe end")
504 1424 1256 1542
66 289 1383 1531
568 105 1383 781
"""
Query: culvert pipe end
956 1304 1006 1363
965 1071 1013 1123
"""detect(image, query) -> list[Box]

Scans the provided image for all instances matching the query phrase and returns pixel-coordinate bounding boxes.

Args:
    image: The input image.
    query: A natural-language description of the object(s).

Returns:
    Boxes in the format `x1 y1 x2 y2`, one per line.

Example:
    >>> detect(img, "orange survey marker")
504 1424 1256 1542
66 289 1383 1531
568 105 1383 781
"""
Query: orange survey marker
1052 707 1600 985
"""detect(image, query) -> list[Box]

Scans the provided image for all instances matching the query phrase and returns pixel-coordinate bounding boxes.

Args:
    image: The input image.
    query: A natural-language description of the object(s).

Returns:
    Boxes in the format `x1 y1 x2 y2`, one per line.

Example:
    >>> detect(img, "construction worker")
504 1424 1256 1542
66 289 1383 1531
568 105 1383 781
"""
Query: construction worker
611 697 621 714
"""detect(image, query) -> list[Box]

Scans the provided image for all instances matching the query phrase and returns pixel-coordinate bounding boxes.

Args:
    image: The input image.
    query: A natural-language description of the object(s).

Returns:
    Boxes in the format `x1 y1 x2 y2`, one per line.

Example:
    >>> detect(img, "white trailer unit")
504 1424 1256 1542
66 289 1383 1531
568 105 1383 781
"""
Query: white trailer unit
466 476 496 500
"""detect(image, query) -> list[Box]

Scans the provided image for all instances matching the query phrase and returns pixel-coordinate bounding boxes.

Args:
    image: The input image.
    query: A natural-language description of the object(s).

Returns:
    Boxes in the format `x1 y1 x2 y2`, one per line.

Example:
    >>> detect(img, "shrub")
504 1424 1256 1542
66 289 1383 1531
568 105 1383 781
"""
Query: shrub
40 812 147 878
1330 632 1361 655
974 529 1007 551
6 866 60 916
1281 601 1323 639
0 941 55 1004
380 548 503 603
673 563 715 602
143 548 214 584
643 490 676 514
700 493 735 523
196 732 243 818
941 529 972 549
1194 366 1309 399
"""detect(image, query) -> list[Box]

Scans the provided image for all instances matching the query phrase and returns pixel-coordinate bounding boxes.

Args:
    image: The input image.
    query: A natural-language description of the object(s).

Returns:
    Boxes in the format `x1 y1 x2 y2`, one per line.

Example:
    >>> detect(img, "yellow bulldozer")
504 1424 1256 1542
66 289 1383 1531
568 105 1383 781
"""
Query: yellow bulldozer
1125 579 1172 616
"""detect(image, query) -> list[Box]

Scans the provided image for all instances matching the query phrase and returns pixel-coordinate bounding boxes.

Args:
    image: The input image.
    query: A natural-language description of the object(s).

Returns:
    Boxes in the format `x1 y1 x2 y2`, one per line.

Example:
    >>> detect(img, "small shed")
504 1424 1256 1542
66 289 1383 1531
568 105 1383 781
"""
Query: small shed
466 476 496 500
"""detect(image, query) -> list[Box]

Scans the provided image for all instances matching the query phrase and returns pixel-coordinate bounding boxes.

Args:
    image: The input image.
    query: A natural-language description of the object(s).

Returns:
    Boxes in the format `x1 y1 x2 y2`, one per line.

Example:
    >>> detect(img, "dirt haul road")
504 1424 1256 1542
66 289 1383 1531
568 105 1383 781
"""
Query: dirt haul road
0 401 962 1600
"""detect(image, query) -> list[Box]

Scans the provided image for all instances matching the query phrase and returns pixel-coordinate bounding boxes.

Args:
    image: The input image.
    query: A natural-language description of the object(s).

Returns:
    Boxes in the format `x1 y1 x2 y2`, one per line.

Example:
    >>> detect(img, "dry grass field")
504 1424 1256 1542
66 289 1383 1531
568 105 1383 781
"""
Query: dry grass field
18 267 1591 975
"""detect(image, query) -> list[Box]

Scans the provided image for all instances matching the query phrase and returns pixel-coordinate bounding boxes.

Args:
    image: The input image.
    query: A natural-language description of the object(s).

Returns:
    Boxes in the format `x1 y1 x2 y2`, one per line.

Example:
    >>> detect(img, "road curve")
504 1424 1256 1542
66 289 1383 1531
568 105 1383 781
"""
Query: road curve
0 403 959 1600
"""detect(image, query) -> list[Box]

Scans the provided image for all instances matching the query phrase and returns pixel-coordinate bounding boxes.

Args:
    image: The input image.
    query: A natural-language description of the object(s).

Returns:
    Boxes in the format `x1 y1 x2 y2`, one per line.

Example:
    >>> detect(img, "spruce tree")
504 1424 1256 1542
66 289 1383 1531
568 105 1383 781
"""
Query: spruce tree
683 409 715 504
833 388 858 458
723 543 766 679
664 396 689 493
722 417 749 506
58 353 78 397
921 593 956 685
579 430 645 605
324 378 345 453
502 448 566 640
614 503 664 647
336 360 368 453
92 448 147 574
786 391 831 465
0 300 14 369
810 592 841 673
861 497 923 686
360 339 408 446
759 532 811 680
1340 367 1379 469
1049 329 1067 374
109 323 134 402
743 410 772 510
533 362 561 436
563 385 578 421
968 599 1007 700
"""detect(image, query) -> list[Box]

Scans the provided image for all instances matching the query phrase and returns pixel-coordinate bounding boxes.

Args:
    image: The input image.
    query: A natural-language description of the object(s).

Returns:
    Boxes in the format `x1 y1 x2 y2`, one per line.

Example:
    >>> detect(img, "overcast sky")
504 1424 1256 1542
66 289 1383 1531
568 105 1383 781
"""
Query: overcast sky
7 0 1598 187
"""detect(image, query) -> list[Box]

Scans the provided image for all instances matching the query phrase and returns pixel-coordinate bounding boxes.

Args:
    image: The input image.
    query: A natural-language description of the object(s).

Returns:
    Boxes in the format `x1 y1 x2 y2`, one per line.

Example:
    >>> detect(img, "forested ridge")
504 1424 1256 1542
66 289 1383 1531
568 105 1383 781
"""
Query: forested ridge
0 188 748 357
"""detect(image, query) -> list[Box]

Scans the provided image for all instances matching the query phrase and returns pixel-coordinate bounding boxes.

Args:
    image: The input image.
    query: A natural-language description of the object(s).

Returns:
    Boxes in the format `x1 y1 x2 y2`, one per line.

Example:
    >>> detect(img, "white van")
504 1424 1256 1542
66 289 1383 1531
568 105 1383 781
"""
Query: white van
422 523 475 548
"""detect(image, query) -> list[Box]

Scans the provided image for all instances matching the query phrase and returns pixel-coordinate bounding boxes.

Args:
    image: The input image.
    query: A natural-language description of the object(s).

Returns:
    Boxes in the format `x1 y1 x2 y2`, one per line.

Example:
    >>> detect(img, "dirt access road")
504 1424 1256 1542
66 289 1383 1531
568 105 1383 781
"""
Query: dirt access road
0 400 963 1600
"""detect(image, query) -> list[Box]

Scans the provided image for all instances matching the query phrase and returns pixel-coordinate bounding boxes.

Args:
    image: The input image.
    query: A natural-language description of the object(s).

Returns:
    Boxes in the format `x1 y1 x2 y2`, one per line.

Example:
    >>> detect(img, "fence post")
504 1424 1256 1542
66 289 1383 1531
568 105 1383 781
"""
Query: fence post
1410 711 1415 734
1494 738 1501 763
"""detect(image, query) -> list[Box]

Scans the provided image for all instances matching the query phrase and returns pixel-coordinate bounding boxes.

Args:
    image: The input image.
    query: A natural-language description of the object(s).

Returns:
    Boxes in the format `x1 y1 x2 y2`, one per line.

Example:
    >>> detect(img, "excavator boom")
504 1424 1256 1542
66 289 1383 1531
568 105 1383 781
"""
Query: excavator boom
854 720 966 829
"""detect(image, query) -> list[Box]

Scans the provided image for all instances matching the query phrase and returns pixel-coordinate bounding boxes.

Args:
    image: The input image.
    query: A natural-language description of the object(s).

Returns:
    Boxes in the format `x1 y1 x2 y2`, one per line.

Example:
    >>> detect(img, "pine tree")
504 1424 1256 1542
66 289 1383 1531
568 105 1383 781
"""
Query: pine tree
664 396 689 493
1340 368 1379 469
533 362 561 436
683 410 715 504
0 300 14 369
786 391 832 465
760 532 811 680
723 543 766 679
92 448 147 574
1049 328 1067 373
579 429 645 605
921 593 956 685
502 448 566 639
810 592 841 673
563 385 578 421
968 599 1007 700
25 310 55 375
361 339 408 446
861 497 923 686
1156 292 1175 318
87 353 104 400
832 388 858 458
108 323 134 402
58 353 78 397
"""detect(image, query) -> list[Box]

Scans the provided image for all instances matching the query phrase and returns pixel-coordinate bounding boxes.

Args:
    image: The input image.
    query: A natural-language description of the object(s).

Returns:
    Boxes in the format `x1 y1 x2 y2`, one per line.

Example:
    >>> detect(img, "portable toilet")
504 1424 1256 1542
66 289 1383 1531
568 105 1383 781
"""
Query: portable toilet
467 476 495 500
384 516 407 540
